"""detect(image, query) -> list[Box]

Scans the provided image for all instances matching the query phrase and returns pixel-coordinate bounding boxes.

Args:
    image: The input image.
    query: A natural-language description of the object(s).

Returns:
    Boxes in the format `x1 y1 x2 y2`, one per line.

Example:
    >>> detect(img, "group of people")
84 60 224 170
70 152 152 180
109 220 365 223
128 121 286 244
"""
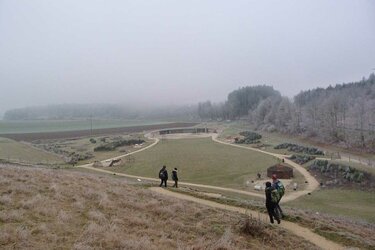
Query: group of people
158 165 285 224
265 174 285 224
158 165 178 188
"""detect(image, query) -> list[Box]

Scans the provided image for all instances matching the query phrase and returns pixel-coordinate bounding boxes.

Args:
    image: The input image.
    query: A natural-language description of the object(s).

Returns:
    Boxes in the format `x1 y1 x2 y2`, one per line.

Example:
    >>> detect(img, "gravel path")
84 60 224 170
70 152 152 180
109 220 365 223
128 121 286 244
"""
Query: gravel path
151 187 344 250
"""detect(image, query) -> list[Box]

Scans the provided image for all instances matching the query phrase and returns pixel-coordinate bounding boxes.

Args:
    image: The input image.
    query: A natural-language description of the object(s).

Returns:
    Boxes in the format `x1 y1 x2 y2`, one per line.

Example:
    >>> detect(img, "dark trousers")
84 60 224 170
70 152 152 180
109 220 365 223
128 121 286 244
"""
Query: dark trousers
172 179 178 188
160 179 167 187
275 202 283 217
275 197 284 217
266 202 280 224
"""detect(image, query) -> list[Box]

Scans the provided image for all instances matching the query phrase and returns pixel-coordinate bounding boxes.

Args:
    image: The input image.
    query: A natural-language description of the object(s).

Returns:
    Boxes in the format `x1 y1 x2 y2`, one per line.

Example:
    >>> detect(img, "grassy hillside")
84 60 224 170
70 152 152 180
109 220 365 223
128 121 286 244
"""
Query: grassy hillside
113 138 279 189
0 137 63 164
0 164 316 249
287 188 375 223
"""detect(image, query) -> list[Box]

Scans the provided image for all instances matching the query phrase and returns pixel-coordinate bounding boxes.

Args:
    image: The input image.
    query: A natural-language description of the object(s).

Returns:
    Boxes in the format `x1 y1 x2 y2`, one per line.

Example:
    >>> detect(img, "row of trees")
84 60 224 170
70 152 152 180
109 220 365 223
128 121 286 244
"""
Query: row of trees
198 74 375 152
197 85 280 120
292 74 375 150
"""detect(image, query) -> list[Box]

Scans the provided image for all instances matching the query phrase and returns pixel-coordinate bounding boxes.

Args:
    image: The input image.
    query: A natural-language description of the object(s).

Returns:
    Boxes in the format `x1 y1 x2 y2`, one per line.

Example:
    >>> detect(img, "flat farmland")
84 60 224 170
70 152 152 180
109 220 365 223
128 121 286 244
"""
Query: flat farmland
0 119 172 134
112 137 279 189
0 122 198 141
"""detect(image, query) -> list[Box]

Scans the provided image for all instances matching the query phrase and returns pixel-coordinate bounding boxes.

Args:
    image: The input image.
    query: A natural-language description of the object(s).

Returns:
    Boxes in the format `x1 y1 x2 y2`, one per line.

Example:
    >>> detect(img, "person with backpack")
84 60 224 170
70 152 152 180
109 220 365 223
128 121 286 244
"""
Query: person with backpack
265 181 280 224
159 165 168 187
172 168 178 188
271 174 285 218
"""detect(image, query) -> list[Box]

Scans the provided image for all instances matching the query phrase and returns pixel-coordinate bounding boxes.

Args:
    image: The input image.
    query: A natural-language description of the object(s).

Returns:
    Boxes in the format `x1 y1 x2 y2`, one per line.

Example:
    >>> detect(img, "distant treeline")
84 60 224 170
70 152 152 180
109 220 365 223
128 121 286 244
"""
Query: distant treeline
5 75 375 152
3 103 198 121
197 85 281 120
198 74 375 152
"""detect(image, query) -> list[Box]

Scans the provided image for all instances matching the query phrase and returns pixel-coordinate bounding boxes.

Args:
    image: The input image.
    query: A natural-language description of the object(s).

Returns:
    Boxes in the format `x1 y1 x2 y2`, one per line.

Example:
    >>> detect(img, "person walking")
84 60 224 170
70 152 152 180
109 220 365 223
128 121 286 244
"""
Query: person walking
172 168 178 188
271 174 285 218
265 181 280 224
159 165 168 187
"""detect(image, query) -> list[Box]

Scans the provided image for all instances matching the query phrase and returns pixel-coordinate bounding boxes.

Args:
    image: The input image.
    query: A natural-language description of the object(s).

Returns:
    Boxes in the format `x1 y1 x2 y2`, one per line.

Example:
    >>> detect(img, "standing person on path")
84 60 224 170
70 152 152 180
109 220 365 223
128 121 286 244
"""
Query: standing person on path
172 168 178 188
271 174 285 218
159 165 168 187
265 181 281 224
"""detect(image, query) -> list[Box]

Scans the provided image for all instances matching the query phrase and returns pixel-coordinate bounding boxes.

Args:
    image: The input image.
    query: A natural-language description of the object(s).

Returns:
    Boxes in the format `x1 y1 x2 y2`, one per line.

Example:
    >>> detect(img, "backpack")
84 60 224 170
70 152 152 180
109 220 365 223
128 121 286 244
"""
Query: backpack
159 171 165 179
271 189 280 203
275 180 285 197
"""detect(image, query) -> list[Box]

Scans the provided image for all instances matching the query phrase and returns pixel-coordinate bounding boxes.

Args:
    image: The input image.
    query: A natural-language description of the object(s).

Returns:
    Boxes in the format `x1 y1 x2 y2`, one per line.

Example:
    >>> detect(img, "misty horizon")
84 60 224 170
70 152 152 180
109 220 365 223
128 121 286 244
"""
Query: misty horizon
1 0 374 116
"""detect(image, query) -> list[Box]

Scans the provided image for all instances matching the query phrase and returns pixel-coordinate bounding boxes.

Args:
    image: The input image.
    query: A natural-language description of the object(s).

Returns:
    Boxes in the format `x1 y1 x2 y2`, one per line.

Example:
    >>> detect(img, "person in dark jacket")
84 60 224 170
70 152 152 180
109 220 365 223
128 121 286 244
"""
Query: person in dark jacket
265 181 280 224
271 174 285 218
159 165 168 187
172 168 178 188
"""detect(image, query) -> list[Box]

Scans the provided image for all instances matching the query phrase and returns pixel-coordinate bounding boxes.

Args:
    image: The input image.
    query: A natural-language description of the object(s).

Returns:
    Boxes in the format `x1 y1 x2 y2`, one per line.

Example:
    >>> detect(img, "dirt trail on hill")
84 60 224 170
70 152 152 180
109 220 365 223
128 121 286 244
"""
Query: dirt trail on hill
151 187 344 250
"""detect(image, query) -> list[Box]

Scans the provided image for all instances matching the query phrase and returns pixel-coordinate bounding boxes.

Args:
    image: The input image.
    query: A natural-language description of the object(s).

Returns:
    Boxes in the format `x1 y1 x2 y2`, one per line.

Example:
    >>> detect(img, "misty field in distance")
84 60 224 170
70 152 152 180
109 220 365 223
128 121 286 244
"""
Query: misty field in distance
0 119 170 134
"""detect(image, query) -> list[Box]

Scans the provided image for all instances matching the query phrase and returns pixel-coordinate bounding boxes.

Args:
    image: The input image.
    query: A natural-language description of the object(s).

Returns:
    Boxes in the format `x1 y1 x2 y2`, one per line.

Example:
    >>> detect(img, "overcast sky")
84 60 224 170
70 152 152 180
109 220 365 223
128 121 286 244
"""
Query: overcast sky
0 0 374 115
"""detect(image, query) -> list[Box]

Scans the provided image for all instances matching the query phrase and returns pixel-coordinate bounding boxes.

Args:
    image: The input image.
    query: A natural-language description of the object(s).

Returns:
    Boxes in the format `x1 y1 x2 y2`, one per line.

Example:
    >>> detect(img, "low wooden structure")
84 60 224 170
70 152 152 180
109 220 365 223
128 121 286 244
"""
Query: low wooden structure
159 127 209 135
267 164 293 179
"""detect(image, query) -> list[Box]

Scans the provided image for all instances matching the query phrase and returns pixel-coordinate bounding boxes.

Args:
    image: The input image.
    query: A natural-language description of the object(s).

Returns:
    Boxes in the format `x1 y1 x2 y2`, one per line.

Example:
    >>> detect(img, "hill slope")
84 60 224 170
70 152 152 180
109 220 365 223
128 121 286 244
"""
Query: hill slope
0 164 316 249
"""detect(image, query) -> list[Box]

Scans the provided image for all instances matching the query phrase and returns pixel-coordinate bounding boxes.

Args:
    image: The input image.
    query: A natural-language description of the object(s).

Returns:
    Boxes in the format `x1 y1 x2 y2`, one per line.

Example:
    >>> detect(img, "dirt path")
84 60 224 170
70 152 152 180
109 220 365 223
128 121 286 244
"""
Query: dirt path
78 131 319 202
211 134 320 203
151 187 344 250
76 131 344 249
78 132 264 198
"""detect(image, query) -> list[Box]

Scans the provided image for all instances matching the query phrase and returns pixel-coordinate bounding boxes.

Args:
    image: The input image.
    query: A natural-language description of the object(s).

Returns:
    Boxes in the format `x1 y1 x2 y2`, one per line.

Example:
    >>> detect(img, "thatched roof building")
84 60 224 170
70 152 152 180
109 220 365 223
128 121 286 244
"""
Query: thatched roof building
267 164 293 179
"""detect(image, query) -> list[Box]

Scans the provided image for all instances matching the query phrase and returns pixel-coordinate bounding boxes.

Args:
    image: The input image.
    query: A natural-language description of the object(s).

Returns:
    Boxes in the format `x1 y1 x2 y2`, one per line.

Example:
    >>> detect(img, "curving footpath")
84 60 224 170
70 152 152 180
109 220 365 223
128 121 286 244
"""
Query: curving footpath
151 187 344 250
78 132 319 202
211 134 320 202
76 131 344 249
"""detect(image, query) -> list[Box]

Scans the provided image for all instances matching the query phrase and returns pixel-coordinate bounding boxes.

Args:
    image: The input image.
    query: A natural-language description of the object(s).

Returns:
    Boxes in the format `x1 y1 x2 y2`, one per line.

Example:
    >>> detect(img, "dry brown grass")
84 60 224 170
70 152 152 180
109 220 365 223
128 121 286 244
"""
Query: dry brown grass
0 164 317 249
173 187 375 249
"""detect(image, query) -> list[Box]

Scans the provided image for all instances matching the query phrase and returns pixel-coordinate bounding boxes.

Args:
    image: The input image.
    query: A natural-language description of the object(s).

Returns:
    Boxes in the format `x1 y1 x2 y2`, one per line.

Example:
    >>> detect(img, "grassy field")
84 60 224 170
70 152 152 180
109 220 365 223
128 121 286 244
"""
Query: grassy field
219 124 316 155
287 188 375 223
112 137 279 189
32 133 153 165
0 137 63 164
220 122 375 167
0 119 170 134
0 164 317 249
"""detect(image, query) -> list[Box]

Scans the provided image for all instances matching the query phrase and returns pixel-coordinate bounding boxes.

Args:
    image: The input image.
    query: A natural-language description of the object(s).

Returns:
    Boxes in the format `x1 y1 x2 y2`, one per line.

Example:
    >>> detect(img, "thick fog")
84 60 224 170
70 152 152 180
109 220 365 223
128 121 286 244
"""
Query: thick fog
0 0 374 116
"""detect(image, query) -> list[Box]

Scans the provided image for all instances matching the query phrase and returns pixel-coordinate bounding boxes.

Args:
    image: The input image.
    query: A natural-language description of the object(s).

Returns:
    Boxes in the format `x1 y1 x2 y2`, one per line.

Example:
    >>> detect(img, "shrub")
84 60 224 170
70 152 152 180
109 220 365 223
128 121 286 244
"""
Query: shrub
235 131 262 144
240 215 266 237
275 143 324 155
288 154 315 164
309 160 368 183
94 139 145 152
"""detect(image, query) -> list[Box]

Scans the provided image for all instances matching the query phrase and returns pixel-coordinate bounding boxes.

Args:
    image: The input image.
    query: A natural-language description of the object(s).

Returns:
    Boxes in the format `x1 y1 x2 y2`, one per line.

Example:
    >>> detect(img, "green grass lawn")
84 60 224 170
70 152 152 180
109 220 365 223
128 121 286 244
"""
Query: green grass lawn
287 188 375 223
0 137 63 164
218 124 300 155
112 137 279 189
